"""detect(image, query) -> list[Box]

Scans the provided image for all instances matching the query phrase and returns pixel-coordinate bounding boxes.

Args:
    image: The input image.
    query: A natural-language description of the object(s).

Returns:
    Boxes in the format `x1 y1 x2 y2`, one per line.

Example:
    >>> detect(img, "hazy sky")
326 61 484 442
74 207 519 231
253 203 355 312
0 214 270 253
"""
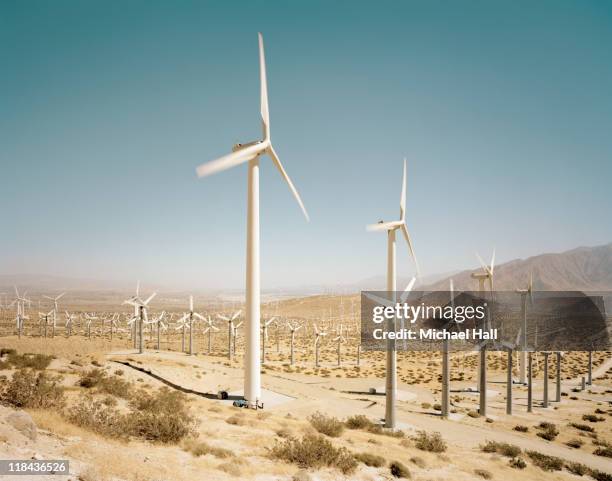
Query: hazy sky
1 0 611 290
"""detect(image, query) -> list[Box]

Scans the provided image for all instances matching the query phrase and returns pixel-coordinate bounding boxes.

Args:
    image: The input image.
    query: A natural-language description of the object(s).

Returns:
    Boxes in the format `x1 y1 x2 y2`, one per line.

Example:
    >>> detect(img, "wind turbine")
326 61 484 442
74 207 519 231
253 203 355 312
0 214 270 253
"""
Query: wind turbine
146 311 166 350
287 322 302 365
38 310 53 338
202 316 219 354
516 273 533 384
83 313 98 340
65 311 77 337
10 287 30 339
43 292 65 339
314 324 328 368
218 310 242 361
232 320 244 357
333 324 347 367
471 249 495 417
176 296 205 355
261 317 276 364
366 159 419 429
123 293 156 353
499 328 523 415
195 33 309 408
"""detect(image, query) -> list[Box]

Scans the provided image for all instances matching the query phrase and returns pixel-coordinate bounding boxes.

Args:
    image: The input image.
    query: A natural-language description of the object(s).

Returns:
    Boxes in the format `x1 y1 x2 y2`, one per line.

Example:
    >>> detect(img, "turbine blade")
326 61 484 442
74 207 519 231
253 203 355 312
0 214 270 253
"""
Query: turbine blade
489 248 496 275
476 252 488 272
400 276 417 302
400 223 419 275
268 145 309 221
144 292 157 305
189 295 194 312
259 32 269 140
196 143 262 178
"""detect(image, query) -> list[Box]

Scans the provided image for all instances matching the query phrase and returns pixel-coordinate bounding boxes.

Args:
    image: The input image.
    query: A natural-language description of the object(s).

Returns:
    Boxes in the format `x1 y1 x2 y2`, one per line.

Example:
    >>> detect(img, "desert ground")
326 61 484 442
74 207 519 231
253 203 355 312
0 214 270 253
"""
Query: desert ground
0 294 610 481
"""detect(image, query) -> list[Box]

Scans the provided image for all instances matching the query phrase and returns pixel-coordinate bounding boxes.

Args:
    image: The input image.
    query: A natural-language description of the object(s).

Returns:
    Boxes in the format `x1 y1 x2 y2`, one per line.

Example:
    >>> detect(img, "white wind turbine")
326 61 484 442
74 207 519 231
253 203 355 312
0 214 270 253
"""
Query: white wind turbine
313 324 328 368
195 33 309 408
38 310 53 338
43 292 65 339
261 317 276 364
366 159 419 429
202 316 219 354
218 310 242 361
232 320 244 357
10 287 30 339
146 311 166 350
175 296 205 355
333 324 349 367
123 293 156 353
287 321 302 365
65 311 77 337
471 249 495 417
515 273 533 385
83 313 99 340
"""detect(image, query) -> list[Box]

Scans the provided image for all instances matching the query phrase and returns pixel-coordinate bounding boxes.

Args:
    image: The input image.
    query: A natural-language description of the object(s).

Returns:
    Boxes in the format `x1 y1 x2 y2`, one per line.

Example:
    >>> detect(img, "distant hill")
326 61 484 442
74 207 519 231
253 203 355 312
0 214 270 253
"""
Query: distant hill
423 243 612 291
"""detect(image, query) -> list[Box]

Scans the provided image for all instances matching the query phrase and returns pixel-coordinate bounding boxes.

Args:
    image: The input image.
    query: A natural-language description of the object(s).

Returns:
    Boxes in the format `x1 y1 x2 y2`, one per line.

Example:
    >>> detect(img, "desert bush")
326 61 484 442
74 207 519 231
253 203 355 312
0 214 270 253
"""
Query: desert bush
126 387 196 443
225 414 247 426
565 462 588 476
536 422 559 441
480 440 521 457
98 375 130 398
276 427 293 438
593 446 612 458
583 414 605 422
591 470 612 481
390 461 410 478
513 425 529 432
6 353 53 370
354 452 385 467
509 457 526 469
269 433 357 474
525 450 563 471
66 393 126 439
565 439 583 449
308 412 344 437
366 424 405 437
467 410 479 418
1 369 64 408
474 469 492 479
0 348 16 356
570 422 595 432
345 414 373 429
413 430 446 452
183 439 233 458
410 456 426 468
78 368 106 388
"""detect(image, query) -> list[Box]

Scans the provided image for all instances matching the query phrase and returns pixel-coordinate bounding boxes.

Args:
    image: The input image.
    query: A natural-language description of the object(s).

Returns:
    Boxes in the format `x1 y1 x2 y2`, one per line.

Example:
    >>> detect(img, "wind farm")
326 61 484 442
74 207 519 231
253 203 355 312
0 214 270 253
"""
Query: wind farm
2 3 612 481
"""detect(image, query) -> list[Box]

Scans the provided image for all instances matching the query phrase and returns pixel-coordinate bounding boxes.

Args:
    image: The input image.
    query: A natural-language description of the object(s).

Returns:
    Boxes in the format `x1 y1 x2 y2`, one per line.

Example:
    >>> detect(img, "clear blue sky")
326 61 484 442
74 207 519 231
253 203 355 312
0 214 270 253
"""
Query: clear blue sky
1 0 611 290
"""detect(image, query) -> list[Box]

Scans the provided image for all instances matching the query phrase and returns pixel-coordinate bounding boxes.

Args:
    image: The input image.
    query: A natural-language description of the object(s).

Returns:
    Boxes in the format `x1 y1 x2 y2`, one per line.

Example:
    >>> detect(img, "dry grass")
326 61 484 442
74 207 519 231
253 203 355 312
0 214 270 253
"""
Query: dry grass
354 452 386 467
183 438 233 458
525 450 564 471
481 440 521 457
413 430 447 452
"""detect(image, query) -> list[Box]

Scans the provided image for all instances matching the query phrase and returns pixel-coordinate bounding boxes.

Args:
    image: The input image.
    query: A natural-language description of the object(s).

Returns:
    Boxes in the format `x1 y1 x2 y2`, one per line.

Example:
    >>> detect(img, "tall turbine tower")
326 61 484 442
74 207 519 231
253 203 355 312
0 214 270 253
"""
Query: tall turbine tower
195 33 309 408
516 273 533 384
366 159 419 429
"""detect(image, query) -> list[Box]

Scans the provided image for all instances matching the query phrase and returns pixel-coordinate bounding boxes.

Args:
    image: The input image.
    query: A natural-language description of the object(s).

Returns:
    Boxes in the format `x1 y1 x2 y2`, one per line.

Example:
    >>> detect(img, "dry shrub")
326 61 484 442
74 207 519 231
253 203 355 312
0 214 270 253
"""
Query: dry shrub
410 456 426 468
269 433 357 474
509 457 526 469
474 468 492 479
354 452 386 467
183 438 233 458
413 430 446 452
513 425 529 432
525 450 563 471
1 369 65 408
570 422 595 432
536 422 559 441
345 414 373 429
390 460 410 478
594 446 612 458
481 440 521 457
126 387 196 443
308 412 344 437
79 369 131 398
591 470 612 481
6 352 53 370
583 414 605 423
367 424 405 437
566 462 589 476
66 393 126 439
566 438 584 449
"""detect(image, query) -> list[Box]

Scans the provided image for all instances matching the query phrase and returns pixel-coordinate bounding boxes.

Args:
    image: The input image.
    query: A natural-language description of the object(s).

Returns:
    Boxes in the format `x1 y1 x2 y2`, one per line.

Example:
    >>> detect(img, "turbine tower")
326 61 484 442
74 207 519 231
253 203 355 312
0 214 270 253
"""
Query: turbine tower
195 33 309 408
366 159 419 429
516 273 533 384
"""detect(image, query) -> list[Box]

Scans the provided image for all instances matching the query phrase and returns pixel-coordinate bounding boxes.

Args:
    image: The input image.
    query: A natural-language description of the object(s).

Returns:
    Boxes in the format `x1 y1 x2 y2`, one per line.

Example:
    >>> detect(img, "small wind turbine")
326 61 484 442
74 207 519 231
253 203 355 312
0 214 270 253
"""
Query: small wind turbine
146 311 166 350
232 320 244 357
218 310 242 361
287 321 302 365
123 292 156 353
314 324 328 368
333 325 348 367
175 296 205 355
43 292 65 339
202 316 219 354
366 159 419 429
195 33 309 408
65 311 77 337
38 310 53 338
516 273 533 384
83 313 99 340
261 317 276 364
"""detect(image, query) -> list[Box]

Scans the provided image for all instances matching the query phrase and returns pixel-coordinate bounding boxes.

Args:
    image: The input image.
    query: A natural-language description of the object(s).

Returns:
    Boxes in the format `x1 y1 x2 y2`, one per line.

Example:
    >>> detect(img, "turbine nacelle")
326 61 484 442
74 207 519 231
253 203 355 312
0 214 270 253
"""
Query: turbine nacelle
232 140 265 153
